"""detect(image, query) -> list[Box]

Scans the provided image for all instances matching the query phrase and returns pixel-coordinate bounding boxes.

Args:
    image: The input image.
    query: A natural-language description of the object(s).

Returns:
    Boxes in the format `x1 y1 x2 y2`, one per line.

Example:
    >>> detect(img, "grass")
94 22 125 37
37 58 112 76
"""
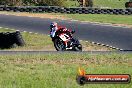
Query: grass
64 14 132 25
0 53 131 88
67 0 129 8
0 27 112 51
0 28 55 51
65 0 79 7
93 0 129 9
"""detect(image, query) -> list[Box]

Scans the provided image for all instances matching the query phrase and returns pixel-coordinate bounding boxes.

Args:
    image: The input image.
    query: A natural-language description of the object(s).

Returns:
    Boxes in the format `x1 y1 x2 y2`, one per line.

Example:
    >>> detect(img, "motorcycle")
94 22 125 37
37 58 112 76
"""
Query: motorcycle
52 29 82 51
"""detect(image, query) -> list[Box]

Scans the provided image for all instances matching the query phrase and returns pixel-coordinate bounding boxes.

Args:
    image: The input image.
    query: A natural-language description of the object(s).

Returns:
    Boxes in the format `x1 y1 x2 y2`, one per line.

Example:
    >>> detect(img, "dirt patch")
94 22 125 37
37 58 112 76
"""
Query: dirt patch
8 57 131 66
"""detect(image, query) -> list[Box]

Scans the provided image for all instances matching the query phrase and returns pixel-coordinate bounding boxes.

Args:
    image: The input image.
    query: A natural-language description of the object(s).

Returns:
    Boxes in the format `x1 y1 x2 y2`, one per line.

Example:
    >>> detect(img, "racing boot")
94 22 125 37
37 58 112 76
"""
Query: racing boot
66 41 72 50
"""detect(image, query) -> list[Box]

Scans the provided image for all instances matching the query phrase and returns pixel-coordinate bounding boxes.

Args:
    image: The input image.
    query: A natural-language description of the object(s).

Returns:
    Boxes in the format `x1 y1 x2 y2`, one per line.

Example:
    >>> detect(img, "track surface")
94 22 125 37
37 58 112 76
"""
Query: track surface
0 14 132 50
0 51 132 54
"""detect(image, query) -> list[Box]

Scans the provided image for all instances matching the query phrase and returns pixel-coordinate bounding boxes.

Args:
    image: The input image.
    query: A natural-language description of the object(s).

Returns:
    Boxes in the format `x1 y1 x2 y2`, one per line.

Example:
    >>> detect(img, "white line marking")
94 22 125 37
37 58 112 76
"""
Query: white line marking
10 29 15 30
116 48 119 50
71 20 78 22
29 32 32 34
79 20 131 28
101 44 105 46
110 46 113 48
102 23 113 25
92 42 95 44
120 49 123 51
28 16 33 18
97 43 100 45
5 28 9 29
23 31 27 32
112 47 116 49
106 45 109 47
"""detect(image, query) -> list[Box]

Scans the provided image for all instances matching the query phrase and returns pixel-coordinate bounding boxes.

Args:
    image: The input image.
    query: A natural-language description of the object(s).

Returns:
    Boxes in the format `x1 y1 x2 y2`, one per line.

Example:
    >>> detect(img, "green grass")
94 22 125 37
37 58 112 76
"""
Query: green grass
64 14 132 25
0 28 112 51
0 53 131 88
0 28 54 51
67 0 129 8
94 0 129 9
65 0 79 7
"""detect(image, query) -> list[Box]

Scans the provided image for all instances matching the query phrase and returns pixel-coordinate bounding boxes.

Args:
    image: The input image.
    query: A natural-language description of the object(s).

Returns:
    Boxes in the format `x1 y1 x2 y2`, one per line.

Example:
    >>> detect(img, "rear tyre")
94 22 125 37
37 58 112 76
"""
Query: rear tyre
72 38 82 51
73 44 82 51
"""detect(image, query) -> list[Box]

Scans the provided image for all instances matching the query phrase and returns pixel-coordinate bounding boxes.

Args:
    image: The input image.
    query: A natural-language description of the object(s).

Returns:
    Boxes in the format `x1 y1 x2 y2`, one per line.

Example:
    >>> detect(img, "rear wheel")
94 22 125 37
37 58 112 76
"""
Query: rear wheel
73 44 82 51
54 38 66 51
72 38 82 51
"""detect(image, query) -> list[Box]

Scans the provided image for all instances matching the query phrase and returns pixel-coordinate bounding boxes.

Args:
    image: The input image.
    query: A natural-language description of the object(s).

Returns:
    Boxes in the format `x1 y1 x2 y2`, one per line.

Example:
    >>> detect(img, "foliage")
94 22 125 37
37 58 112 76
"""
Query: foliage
0 0 66 6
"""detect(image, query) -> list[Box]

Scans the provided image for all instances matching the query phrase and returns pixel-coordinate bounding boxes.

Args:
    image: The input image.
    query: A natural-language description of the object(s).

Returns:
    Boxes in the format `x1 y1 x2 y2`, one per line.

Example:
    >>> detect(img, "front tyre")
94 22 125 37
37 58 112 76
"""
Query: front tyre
54 38 66 51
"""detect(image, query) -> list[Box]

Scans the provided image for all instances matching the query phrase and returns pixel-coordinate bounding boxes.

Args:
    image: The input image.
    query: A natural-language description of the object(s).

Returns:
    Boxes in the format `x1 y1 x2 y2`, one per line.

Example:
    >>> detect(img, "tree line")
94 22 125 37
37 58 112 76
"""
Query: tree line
0 0 66 6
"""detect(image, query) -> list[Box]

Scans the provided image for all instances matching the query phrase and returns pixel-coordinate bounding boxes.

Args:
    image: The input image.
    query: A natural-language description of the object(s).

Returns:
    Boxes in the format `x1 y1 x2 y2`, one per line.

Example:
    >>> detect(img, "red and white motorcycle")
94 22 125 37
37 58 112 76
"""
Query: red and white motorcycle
52 29 82 51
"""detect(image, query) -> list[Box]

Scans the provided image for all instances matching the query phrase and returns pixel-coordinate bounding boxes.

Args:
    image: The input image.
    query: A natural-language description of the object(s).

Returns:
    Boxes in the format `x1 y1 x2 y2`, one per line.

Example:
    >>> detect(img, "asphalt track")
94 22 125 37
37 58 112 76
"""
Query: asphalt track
0 14 132 50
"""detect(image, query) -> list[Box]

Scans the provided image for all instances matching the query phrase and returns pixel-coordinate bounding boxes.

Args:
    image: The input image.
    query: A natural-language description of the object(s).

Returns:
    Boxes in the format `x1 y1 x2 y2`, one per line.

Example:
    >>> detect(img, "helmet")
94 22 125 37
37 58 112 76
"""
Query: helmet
50 22 57 29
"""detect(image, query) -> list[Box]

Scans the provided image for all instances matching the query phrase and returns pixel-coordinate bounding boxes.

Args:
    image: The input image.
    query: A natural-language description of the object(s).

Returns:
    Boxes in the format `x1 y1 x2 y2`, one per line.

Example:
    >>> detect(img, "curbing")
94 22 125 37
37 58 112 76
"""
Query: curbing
88 41 124 51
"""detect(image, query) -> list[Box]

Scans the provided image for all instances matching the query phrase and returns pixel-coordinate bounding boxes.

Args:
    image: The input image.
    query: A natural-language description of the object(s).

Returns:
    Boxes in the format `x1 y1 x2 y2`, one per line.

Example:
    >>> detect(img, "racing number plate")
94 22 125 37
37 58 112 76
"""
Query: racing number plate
59 34 70 42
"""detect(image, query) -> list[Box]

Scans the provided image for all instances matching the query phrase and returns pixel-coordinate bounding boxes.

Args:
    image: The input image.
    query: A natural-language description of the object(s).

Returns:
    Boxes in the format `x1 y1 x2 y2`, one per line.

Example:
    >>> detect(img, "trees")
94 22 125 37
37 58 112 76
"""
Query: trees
86 0 93 7
125 0 132 8
0 0 7 5
0 0 19 6
35 0 66 6
77 0 93 7
0 0 66 6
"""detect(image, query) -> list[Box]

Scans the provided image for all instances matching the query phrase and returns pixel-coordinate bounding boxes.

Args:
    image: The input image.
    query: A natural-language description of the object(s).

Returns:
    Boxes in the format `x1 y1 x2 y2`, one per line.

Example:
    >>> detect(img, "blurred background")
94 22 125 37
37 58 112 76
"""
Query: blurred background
0 0 131 9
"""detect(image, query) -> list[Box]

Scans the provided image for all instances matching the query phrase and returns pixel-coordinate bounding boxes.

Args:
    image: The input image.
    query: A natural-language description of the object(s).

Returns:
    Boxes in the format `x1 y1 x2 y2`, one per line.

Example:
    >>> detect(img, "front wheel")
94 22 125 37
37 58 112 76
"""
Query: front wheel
53 38 66 51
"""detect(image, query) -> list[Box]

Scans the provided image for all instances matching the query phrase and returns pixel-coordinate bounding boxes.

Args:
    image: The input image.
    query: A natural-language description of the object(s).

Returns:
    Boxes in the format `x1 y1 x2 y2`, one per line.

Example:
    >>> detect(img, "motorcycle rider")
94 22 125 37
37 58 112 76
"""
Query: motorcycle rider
50 22 75 48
